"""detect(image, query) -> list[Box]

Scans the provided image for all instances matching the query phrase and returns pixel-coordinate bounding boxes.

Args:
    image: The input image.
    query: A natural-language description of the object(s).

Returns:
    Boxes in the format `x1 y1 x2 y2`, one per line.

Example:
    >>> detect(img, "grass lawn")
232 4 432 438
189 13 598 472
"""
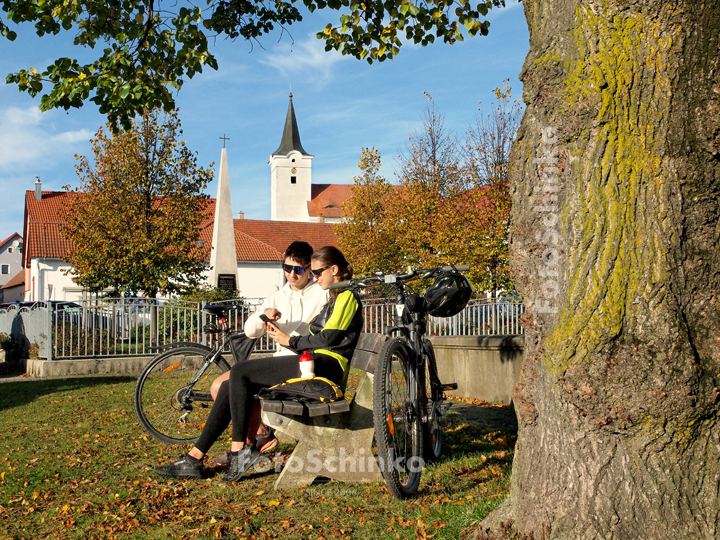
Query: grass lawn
0 373 516 540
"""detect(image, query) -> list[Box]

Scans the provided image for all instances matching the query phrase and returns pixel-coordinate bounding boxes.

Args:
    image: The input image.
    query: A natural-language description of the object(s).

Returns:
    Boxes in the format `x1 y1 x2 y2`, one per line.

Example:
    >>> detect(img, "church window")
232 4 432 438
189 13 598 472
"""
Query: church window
291 176 297 184
292 159 295 162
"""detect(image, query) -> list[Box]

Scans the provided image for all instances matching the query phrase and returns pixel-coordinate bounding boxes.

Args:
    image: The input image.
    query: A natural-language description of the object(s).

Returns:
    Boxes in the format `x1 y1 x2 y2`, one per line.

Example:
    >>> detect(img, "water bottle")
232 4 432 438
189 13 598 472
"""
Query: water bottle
299 351 315 378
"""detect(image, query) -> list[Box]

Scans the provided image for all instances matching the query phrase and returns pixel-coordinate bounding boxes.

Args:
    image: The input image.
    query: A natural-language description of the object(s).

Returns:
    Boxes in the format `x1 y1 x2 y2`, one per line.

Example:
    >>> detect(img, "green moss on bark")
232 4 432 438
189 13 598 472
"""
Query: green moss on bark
545 4 683 373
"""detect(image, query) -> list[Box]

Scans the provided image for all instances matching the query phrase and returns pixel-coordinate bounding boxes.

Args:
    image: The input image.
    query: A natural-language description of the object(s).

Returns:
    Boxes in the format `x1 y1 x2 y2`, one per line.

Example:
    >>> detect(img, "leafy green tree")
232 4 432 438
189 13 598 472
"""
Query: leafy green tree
2 0 505 128
61 109 213 299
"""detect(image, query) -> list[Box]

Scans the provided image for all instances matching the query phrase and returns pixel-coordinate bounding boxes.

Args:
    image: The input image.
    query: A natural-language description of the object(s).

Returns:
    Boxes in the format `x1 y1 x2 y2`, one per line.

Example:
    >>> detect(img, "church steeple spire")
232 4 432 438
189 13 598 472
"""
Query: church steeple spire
272 93 309 156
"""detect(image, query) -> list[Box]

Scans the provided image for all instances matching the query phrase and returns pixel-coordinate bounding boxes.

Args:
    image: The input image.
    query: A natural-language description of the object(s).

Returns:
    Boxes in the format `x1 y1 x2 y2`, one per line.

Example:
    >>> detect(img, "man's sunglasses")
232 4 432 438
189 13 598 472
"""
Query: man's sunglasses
282 263 310 274
310 266 331 279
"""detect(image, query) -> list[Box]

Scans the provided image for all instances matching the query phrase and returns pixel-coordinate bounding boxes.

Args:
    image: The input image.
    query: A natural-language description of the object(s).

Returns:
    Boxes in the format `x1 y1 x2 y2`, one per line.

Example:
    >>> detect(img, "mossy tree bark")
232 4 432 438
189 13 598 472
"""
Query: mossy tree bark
479 1 720 538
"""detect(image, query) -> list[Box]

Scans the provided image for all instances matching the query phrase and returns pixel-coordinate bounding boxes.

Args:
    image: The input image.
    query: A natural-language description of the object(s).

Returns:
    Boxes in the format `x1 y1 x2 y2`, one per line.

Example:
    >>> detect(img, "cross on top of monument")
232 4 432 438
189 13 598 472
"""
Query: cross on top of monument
219 134 230 148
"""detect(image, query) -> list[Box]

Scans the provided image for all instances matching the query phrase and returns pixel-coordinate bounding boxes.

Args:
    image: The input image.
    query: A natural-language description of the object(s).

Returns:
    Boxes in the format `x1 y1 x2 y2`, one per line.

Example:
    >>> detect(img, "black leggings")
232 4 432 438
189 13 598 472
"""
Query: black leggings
194 353 343 454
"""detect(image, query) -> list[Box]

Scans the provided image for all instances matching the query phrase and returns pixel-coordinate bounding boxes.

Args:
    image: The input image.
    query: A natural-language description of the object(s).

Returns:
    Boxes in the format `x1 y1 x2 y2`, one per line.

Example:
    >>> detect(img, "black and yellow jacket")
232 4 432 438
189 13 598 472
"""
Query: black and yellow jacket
287 289 363 375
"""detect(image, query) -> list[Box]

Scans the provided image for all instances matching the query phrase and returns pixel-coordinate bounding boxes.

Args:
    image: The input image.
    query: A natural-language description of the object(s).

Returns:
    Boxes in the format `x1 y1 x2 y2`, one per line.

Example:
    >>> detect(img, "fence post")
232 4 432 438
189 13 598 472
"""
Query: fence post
45 301 53 362
200 301 206 346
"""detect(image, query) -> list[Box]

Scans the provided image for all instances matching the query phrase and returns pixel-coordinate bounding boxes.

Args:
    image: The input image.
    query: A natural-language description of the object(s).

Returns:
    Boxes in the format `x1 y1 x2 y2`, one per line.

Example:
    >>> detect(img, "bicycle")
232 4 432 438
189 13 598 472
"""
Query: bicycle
330 264 469 498
133 304 255 445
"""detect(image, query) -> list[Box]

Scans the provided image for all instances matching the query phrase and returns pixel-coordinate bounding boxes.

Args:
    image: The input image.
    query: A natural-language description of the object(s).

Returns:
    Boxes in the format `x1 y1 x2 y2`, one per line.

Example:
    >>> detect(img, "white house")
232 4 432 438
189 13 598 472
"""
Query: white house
0 232 23 302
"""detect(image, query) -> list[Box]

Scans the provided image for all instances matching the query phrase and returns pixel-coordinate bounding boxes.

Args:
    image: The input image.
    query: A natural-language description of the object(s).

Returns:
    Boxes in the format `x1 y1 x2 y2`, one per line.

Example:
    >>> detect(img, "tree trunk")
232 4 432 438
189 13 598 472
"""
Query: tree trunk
478 1 720 538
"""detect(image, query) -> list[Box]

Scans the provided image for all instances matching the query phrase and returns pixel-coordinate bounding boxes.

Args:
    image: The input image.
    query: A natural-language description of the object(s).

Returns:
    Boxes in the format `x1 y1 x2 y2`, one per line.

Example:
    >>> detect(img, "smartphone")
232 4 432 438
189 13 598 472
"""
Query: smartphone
259 314 273 324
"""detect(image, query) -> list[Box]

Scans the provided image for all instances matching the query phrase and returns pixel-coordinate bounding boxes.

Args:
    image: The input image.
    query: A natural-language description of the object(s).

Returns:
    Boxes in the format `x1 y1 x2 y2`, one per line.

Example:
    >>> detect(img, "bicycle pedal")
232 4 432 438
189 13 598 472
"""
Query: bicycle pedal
435 382 458 392
439 402 453 416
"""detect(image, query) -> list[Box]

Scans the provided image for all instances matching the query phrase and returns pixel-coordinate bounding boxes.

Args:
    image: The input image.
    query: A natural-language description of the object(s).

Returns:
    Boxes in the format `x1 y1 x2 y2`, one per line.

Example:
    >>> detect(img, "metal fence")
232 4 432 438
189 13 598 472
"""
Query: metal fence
0 297 524 360
362 298 525 336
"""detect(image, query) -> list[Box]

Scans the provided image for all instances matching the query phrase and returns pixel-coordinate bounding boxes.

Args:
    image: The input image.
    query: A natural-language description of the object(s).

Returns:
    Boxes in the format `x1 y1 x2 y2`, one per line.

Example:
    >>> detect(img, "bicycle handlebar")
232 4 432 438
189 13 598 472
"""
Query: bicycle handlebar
328 264 470 290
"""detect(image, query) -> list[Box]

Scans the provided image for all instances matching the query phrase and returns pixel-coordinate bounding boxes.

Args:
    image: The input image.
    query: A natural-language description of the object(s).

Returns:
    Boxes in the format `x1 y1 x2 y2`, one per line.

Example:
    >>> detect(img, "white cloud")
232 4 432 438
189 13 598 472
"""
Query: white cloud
0 106 93 170
259 33 347 80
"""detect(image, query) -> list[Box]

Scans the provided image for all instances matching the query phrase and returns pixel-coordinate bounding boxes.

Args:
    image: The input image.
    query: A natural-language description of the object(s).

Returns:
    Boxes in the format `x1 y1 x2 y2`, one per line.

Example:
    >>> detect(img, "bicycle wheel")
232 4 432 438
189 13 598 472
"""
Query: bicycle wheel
373 337 423 498
134 345 230 445
422 338 443 462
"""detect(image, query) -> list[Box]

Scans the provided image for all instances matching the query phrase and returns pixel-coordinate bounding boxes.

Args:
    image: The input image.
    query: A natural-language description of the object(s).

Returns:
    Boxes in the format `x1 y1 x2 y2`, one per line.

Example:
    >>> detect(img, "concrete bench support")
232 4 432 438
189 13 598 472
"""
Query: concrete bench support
261 371 382 489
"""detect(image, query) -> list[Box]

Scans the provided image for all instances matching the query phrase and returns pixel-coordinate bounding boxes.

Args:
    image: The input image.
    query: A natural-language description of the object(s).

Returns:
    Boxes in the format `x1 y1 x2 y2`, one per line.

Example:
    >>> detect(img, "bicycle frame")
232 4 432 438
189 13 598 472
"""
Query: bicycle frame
168 317 236 389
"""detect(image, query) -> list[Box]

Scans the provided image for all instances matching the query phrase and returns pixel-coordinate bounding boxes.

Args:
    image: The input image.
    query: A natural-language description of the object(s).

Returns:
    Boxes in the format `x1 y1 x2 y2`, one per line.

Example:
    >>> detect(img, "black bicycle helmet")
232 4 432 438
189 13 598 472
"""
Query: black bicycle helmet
424 273 473 318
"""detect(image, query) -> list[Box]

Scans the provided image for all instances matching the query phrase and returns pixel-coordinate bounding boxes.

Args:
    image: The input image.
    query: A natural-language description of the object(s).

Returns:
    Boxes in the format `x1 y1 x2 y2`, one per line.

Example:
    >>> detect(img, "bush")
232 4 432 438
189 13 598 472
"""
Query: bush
178 286 244 304
0 332 11 351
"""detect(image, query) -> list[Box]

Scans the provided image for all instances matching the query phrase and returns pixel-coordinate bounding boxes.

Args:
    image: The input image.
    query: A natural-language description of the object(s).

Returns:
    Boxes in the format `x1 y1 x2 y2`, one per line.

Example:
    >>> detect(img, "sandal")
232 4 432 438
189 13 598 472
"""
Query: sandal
254 427 278 453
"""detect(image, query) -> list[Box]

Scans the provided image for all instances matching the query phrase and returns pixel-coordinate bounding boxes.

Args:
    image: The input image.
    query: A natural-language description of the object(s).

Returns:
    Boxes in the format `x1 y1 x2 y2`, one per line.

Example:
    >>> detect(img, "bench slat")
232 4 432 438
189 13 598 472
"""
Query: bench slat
262 400 284 413
281 400 305 415
349 333 386 374
328 400 351 414
306 402 330 417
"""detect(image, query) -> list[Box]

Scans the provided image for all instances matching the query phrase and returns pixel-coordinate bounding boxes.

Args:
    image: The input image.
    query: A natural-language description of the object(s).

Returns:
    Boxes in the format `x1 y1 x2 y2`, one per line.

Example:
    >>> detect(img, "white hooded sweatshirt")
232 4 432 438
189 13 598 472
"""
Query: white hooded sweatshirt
243 280 329 356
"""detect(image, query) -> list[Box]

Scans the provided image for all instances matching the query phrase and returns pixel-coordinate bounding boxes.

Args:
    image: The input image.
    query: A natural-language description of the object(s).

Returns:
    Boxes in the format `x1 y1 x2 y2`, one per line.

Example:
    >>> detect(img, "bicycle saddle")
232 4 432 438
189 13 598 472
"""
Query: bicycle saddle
203 305 228 317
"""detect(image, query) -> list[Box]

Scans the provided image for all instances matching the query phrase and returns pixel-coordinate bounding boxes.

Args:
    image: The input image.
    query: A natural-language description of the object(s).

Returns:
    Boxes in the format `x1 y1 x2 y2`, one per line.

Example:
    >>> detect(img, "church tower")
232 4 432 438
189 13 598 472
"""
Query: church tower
269 93 313 221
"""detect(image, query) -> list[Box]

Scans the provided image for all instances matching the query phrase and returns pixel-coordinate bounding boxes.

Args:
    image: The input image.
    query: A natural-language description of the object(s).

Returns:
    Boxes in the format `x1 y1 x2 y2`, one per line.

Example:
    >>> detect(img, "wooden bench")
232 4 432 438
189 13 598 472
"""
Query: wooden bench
260 333 386 490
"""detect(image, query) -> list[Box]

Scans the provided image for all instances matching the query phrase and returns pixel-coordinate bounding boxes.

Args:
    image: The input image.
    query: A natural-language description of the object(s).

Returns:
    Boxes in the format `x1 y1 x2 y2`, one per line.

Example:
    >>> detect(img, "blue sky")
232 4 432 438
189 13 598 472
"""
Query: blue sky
0 1 528 237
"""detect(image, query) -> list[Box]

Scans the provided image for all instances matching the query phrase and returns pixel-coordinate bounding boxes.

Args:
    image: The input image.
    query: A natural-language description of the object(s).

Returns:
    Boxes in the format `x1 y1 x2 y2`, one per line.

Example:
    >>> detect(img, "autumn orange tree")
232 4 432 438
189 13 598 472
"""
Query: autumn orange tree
61 109 213 298
456 81 520 294
338 87 521 295
335 147 403 276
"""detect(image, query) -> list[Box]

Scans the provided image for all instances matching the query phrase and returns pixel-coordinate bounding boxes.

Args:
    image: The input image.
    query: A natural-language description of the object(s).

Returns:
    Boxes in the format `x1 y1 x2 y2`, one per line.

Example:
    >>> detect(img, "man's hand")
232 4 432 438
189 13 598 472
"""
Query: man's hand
264 308 281 321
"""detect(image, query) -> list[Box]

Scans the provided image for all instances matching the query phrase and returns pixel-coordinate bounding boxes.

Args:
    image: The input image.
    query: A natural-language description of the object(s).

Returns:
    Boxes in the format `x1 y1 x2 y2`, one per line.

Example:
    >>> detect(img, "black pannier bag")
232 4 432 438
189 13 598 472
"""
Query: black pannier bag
229 333 257 364
257 377 344 404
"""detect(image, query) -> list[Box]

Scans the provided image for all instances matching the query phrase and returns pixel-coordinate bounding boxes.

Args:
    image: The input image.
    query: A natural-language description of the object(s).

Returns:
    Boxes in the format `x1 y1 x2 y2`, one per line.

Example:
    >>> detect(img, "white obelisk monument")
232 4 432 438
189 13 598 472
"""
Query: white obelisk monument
208 139 238 291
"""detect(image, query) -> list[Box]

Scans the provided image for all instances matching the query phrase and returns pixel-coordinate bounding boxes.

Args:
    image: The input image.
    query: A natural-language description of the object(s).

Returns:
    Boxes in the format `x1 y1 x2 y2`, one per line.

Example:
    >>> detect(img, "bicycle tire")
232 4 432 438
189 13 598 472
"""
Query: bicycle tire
134 345 230 445
422 338 443 462
373 337 423 498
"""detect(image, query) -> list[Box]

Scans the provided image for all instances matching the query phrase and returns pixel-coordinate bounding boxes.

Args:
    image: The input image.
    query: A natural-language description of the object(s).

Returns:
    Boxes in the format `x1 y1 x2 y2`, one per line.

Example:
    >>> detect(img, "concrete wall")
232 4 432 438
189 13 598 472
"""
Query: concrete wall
25 353 239 377
429 335 524 405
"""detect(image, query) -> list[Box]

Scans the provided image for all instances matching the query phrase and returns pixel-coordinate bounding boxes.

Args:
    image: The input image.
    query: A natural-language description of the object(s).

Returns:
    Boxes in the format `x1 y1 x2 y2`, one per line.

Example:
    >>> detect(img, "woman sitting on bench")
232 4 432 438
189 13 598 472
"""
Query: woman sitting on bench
154 246 363 482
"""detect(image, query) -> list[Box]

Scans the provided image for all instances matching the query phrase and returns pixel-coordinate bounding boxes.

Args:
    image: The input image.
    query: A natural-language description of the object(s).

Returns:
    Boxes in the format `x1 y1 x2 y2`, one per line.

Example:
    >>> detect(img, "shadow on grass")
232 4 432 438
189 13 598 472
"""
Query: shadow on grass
443 403 518 456
0 375 137 412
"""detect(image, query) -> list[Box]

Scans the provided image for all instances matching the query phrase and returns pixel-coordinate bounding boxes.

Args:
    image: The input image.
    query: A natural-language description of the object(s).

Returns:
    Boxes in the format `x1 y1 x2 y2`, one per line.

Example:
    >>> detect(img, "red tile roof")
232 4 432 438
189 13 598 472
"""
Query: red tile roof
1 270 24 290
307 184 353 218
23 191 75 265
23 191 338 266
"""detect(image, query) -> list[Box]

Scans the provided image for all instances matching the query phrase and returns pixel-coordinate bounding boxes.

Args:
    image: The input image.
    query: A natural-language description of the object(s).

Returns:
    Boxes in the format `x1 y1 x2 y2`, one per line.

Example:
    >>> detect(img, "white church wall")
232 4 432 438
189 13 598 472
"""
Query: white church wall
270 150 313 222
236 262 284 302
200 261 283 303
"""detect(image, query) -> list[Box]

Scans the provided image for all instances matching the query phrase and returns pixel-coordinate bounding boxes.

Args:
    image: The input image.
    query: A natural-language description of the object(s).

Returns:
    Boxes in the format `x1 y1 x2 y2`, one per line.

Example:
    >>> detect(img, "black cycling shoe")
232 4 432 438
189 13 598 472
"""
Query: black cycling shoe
153 454 203 479
222 446 262 482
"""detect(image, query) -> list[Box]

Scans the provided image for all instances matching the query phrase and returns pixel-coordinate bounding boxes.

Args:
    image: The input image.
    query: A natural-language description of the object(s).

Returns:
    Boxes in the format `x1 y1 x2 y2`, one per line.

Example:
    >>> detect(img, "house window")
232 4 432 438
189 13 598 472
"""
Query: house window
7 248 12 253
1 265 8 274
291 176 297 184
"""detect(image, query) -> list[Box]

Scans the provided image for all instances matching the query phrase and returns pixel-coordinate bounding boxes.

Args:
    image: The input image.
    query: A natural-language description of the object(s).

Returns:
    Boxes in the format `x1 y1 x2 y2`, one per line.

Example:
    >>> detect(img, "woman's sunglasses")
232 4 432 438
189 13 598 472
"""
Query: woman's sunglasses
282 263 310 275
310 266 331 279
